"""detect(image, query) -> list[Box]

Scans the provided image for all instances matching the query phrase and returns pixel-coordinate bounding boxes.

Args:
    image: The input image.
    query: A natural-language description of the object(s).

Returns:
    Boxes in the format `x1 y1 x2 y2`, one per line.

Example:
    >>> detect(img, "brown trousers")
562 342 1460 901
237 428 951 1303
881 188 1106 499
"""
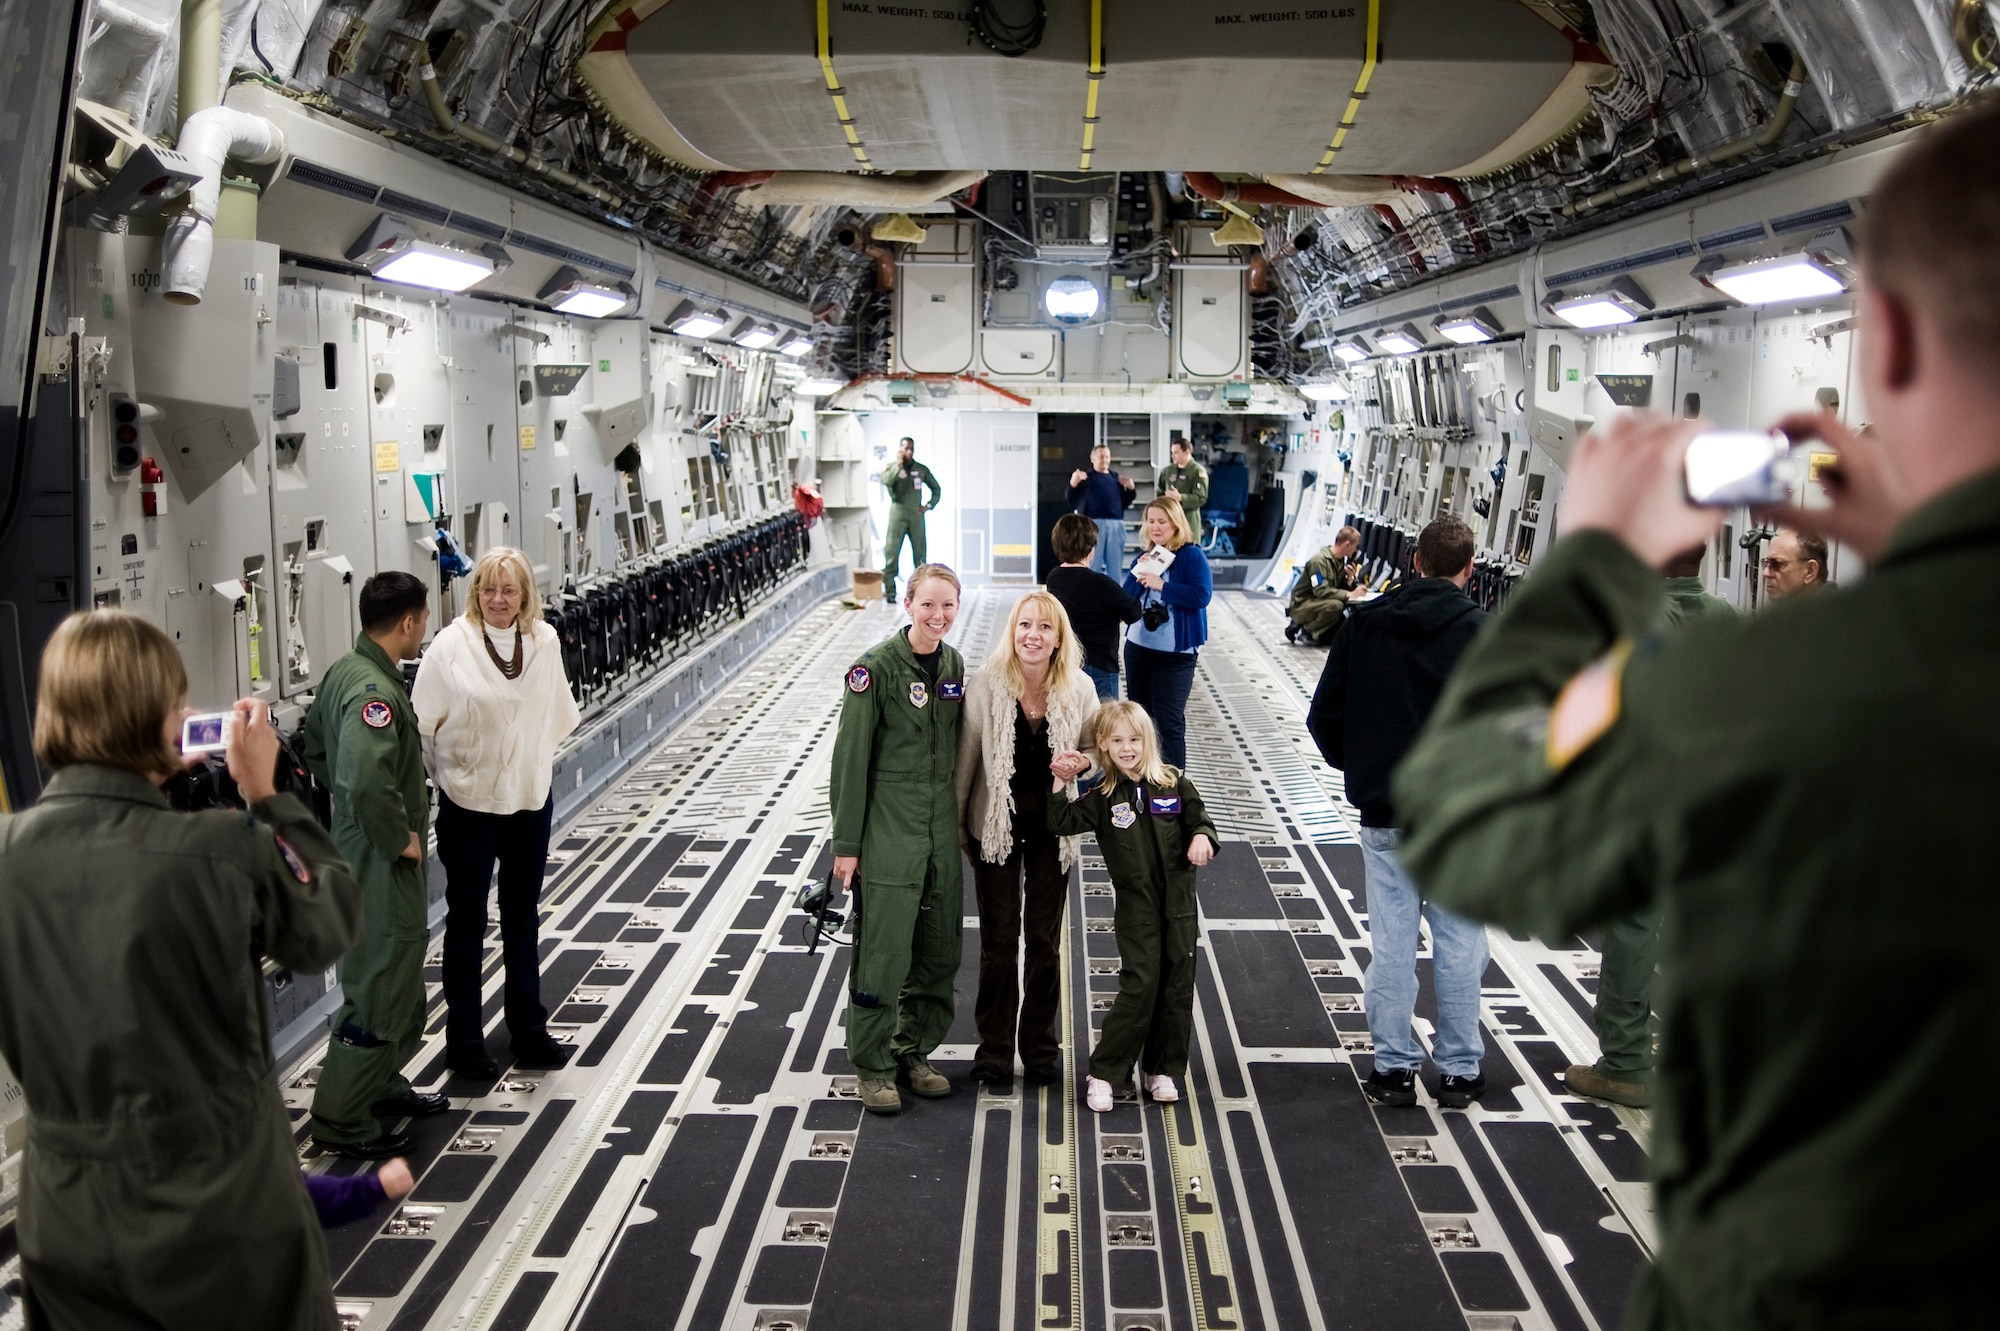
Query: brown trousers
971 814 1068 1070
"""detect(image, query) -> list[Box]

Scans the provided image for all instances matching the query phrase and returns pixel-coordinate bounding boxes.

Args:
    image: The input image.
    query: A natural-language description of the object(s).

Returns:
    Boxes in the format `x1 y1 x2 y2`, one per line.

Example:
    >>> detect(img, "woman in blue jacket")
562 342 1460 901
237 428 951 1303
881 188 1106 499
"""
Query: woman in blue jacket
1122 498 1213 769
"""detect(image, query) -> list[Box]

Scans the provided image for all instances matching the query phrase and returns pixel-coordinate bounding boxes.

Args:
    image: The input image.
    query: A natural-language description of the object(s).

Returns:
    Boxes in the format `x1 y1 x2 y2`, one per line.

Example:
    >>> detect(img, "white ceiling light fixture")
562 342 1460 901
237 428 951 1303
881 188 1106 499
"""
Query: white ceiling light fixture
798 376 849 396
1547 275 1654 329
730 319 780 349
1374 323 1427 355
1043 274 1102 324
1332 338 1372 363
1298 381 1351 401
1434 307 1502 345
665 298 729 339
540 266 634 318
778 331 814 357
345 214 496 293
1696 232 1854 307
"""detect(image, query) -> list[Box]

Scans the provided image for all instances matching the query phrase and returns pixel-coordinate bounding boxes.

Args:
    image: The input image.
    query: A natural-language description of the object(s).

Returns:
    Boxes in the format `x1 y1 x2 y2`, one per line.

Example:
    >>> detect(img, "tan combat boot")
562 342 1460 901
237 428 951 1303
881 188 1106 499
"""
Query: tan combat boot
858 1077 902 1115
899 1058 954 1099
1563 1063 1651 1108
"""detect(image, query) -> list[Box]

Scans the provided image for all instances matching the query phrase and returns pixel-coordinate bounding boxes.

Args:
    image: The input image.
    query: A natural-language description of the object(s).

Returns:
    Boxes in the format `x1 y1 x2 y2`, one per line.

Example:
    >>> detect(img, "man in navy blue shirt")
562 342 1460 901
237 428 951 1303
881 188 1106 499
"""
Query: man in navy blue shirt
1069 445 1135 580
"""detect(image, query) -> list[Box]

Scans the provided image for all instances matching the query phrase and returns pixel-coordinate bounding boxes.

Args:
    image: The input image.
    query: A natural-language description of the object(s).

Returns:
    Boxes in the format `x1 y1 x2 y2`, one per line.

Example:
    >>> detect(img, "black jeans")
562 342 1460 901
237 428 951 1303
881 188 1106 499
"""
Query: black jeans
1123 641 1199 769
436 790 554 1050
971 813 1068 1071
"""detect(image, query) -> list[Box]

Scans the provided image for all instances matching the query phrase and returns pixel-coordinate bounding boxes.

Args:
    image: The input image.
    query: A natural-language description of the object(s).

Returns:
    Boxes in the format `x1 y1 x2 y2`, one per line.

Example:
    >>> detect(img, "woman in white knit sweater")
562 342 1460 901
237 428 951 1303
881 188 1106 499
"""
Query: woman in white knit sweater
411 546 582 1078
954 590 1098 1088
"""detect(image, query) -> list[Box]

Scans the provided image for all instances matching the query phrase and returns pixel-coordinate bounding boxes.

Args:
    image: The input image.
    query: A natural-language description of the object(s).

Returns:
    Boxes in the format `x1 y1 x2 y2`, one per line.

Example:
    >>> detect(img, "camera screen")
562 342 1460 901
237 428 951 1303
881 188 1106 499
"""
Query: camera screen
1684 431 1791 507
182 713 229 752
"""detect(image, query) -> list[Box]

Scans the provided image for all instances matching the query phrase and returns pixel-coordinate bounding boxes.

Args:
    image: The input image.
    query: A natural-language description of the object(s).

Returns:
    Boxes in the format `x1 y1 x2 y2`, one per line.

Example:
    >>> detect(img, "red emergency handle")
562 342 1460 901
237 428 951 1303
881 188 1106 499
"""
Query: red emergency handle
139 456 165 517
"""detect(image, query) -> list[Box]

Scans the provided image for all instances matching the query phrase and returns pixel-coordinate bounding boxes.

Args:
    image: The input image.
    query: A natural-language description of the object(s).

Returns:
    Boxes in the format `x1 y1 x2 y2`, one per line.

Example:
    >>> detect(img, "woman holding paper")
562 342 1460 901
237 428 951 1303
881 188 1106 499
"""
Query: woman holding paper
1121 499 1212 769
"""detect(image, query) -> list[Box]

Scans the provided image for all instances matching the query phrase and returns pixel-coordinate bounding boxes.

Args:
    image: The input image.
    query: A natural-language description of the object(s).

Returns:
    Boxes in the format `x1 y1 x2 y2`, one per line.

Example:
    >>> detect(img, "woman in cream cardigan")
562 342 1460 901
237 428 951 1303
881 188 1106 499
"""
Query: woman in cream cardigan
412 546 582 1078
955 589 1099 1088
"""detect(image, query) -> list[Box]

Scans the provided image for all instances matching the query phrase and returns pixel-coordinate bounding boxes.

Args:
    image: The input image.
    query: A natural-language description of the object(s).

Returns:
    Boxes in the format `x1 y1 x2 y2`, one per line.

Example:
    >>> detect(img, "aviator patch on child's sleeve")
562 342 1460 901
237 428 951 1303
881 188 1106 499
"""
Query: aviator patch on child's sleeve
361 699 394 729
846 665 871 693
1110 802 1136 829
1148 795 1182 816
1546 639 1634 771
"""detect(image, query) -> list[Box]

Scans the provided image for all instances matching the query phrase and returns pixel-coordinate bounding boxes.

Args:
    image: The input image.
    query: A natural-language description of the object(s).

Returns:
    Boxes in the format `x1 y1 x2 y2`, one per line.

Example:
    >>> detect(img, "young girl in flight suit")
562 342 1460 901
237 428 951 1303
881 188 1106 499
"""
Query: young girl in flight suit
1050 701 1218 1112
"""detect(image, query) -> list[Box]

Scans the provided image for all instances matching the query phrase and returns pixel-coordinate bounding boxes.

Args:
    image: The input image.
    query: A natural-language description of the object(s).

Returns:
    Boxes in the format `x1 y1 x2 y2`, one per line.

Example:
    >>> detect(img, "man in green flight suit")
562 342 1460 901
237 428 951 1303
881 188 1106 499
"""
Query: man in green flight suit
1394 100 2000 1327
829 567 965 1114
1156 437 1210 542
880 436 941 601
1285 525 1363 645
1564 544 1734 1109
307 571 446 1158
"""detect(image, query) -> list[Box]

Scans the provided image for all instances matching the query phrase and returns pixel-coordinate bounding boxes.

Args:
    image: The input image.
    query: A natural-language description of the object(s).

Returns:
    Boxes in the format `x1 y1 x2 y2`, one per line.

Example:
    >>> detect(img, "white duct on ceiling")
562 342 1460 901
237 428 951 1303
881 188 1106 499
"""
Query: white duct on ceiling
161 105 284 303
732 171 986 208
1259 175 1408 209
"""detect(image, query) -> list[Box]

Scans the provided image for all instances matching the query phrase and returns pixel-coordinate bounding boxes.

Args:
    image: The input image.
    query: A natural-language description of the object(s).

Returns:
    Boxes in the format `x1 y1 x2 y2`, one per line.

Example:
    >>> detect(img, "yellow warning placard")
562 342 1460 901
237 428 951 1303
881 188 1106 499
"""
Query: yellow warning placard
519 425 537 451
993 544 1032 556
374 441 400 473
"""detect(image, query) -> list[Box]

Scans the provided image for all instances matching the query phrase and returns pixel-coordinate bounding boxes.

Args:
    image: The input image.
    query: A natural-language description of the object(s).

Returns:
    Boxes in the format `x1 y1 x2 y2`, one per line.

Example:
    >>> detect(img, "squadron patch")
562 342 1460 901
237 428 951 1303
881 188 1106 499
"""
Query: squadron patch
1111 801 1137 830
1546 639 1634 771
273 834 313 884
909 681 929 708
846 665 872 693
361 698 394 729
939 679 965 701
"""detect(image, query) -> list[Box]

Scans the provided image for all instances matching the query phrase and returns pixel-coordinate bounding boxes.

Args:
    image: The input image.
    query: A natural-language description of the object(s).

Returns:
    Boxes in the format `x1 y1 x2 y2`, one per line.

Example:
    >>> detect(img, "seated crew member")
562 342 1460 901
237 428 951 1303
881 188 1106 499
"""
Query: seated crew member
1045 512 1143 700
1393 96 2000 1326
1307 515 1490 1108
1761 526 1831 601
1286 525 1364 645
0 611 362 1330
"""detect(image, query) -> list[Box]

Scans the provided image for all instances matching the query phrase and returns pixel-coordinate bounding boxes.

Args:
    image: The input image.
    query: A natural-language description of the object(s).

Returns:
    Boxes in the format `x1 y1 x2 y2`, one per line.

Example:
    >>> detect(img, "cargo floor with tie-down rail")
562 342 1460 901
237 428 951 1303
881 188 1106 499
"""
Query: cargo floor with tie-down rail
276 587 1654 1331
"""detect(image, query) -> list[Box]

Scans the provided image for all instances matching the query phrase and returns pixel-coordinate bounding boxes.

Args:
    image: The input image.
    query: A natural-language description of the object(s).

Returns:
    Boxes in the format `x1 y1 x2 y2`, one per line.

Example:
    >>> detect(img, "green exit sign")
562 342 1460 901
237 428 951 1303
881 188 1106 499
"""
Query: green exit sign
599 359 611 372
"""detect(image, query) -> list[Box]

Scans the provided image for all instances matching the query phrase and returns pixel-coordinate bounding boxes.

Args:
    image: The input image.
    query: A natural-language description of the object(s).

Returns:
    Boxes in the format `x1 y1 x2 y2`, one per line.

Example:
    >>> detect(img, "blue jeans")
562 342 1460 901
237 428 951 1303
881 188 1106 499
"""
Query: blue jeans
1083 663 1120 700
1090 518 1125 581
1359 825 1488 1077
1123 642 1198 770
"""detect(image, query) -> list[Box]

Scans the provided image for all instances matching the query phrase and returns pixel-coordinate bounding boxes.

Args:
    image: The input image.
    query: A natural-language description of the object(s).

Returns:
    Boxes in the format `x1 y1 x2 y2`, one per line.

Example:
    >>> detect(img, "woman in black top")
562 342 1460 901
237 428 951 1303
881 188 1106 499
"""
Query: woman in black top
1045 513 1143 700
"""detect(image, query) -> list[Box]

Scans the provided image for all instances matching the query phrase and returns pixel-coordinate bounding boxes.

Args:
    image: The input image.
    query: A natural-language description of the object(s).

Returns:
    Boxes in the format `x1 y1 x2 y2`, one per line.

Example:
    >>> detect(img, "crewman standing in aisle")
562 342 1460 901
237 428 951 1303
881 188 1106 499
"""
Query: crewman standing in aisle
881 436 941 601
829 565 967 1115
307 571 447 1159
1395 96 2000 1326
1156 436 1210 542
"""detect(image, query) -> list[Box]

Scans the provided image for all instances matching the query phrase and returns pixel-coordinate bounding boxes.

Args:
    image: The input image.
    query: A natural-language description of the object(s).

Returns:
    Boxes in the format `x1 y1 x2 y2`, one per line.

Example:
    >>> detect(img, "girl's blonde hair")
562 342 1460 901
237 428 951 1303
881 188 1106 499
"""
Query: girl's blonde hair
981 590 1084 699
33 610 187 778
1089 700 1176 789
1143 497 1194 552
465 546 542 628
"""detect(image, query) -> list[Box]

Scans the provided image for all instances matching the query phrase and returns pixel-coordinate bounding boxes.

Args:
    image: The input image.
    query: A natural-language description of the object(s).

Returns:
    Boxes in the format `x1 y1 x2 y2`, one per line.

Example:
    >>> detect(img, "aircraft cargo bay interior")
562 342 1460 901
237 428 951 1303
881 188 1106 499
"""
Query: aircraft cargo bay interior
0 2 1994 1329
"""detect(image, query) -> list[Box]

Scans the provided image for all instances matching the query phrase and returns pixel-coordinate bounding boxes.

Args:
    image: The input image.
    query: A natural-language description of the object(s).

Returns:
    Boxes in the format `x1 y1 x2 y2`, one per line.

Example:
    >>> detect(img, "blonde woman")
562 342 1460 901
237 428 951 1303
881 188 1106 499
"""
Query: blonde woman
1122 498 1214 769
954 590 1099 1088
412 547 582 1078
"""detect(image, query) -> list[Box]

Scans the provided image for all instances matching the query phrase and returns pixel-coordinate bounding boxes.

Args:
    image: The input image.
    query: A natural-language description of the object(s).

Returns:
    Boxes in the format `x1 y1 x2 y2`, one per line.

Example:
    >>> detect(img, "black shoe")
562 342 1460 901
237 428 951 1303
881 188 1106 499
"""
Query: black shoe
1022 1061 1061 1086
510 1033 573 1069
1363 1068 1418 1107
446 1045 500 1079
1284 623 1299 643
314 1130 411 1161
373 1091 450 1118
1437 1073 1487 1109
967 1062 1011 1086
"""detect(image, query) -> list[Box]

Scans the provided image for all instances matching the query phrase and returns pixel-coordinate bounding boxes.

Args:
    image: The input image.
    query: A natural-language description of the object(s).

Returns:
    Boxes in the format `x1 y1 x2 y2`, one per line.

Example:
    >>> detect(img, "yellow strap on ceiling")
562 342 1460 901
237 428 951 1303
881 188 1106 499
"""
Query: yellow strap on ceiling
1312 0 1380 173
816 0 872 169
1079 0 1104 170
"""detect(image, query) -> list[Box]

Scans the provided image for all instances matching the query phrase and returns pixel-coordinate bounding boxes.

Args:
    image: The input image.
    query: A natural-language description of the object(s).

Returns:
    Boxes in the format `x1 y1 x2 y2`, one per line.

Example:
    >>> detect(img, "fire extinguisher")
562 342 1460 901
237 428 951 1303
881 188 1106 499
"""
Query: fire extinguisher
140 456 166 517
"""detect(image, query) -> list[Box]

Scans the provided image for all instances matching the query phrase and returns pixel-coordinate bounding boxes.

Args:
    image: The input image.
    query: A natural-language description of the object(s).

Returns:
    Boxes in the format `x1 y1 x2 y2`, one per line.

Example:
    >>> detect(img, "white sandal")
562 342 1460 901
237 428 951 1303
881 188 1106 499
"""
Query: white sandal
1145 1074 1180 1103
1085 1076 1113 1113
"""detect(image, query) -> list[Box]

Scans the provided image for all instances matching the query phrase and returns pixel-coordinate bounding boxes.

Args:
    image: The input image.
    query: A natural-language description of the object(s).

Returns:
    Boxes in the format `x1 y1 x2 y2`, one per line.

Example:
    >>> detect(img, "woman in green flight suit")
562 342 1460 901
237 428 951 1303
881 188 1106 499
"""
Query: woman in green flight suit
0 611 363 1330
829 564 967 1115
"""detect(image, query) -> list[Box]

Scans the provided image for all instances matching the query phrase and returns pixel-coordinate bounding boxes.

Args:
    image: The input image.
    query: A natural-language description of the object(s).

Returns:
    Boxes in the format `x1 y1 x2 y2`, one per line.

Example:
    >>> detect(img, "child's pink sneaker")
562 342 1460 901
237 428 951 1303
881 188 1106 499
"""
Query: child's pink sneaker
1085 1076 1113 1113
1146 1074 1180 1104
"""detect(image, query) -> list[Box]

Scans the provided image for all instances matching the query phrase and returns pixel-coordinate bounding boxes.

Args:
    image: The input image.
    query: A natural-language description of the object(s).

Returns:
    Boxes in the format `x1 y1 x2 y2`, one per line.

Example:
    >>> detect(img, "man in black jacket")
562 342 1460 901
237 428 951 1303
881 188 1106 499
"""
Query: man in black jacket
1307 515 1490 1107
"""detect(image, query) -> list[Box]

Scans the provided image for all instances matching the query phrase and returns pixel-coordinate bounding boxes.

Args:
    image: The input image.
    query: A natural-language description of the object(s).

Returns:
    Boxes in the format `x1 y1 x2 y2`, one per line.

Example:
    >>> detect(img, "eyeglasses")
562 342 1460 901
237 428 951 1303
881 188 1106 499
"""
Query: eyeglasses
1761 557 1795 574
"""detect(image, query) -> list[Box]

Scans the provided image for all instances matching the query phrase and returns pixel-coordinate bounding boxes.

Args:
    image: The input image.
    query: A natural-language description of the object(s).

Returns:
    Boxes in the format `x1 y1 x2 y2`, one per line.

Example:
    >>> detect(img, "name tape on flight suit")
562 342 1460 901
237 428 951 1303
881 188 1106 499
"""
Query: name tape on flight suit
1546 639 1634 771
939 680 964 700
847 665 871 692
1149 795 1182 816
361 699 395 729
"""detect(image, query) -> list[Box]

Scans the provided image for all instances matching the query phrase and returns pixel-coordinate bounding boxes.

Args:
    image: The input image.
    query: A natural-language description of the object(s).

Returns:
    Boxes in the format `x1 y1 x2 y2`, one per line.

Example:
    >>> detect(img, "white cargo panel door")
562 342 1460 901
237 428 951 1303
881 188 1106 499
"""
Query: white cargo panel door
897 261 976 375
1175 262 1246 380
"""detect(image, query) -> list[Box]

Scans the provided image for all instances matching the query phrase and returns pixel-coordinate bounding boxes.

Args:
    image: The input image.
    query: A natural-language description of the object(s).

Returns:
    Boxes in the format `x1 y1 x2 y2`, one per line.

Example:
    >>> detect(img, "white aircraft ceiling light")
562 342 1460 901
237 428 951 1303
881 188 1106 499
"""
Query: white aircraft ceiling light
540 266 634 318
345 214 496 293
1332 339 1372 363
1547 276 1654 329
1700 246 1851 306
1375 324 1427 355
1299 382 1351 401
666 299 730 338
1435 308 1502 344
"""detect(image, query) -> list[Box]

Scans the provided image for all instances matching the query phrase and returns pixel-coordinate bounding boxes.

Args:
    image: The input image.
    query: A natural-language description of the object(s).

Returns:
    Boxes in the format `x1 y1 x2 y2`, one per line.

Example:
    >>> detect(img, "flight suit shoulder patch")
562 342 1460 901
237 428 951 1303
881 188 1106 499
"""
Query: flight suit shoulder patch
847 665 872 693
909 681 929 708
361 698 395 729
272 833 314 884
1546 639 1634 771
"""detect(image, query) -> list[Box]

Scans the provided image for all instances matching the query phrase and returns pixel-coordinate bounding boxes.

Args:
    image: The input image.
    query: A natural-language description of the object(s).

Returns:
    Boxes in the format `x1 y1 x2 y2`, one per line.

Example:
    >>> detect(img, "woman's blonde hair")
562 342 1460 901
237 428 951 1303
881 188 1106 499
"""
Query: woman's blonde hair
465 546 542 628
1144 498 1194 552
904 563 962 601
982 590 1084 700
1088 700 1176 789
33 610 187 777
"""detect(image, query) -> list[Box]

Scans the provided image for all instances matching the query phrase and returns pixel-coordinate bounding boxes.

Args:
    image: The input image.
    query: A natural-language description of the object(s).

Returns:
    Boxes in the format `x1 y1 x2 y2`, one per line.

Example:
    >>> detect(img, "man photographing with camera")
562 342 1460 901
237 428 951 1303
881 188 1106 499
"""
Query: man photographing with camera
1392 96 2000 1326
